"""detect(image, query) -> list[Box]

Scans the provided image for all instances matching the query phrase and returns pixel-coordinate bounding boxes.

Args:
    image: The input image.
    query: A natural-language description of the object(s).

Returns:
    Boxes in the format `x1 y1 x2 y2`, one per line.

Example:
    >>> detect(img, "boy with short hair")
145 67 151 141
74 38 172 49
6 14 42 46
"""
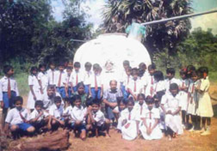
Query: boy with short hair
4 96 35 138
165 68 180 94
0 65 19 127
70 62 84 93
55 61 67 98
30 100 51 132
127 68 144 101
84 62 92 94
49 96 65 130
87 100 110 138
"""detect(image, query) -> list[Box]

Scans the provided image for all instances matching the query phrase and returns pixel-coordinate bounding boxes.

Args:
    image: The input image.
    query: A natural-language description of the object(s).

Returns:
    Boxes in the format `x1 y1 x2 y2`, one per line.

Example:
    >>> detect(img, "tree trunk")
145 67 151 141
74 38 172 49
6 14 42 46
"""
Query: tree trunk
8 130 70 151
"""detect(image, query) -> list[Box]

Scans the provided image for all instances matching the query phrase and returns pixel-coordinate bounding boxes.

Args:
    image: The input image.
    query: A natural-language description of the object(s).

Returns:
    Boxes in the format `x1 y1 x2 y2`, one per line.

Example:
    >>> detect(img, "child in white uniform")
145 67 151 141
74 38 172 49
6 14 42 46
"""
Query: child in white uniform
139 96 162 140
196 67 214 135
113 97 127 131
153 71 166 96
179 69 189 128
161 83 183 140
187 70 201 131
27 67 43 111
121 98 139 140
38 64 48 94
165 68 180 94
127 68 144 101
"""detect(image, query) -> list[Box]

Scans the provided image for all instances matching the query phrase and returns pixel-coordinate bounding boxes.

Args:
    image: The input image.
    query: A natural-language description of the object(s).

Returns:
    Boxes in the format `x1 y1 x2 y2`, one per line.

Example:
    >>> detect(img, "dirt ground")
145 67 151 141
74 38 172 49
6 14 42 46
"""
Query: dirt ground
0 83 217 151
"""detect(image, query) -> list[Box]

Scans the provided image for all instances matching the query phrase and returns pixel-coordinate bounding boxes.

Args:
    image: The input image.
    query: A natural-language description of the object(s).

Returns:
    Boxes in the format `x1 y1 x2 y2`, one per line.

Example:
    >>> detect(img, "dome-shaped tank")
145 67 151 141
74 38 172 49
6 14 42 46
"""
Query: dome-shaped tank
73 34 151 89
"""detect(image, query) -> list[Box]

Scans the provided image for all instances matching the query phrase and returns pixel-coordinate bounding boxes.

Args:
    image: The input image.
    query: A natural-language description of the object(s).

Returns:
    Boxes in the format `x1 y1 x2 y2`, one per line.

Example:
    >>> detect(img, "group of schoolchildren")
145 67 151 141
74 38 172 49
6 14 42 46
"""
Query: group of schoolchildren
0 59 214 141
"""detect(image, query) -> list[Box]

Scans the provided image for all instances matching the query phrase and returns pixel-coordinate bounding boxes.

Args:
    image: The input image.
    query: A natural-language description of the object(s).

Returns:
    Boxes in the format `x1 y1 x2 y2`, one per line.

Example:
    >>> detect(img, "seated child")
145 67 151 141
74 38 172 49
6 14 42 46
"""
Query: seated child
4 96 35 138
87 99 110 138
139 96 163 140
112 97 127 131
30 100 51 133
161 83 183 140
49 96 65 131
73 82 88 107
120 98 139 141
64 95 87 140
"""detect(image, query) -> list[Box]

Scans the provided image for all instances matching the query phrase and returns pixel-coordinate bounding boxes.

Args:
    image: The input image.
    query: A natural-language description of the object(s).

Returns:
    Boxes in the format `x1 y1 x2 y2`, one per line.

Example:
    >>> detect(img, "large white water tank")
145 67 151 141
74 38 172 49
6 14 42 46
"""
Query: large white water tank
73 33 151 89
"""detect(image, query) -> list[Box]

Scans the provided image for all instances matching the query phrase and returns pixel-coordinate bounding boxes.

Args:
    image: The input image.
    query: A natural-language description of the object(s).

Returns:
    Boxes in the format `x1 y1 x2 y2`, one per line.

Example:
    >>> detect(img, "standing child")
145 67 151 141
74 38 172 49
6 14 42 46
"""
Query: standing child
153 71 166 96
30 100 51 133
0 65 19 127
55 61 67 98
4 96 35 138
27 67 43 111
70 62 84 93
196 67 214 135
84 62 92 94
65 66 73 98
127 68 144 101
139 96 163 140
187 70 201 131
165 68 180 94
87 100 110 138
47 61 56 86
120 67 132 101
161 83 183 140
38 64 48 94
179 68 189 128
103 80 123 126
145 64 156 97
138 62 147 78
65 95 87 140
120 98 139 140
49 96 65 131
89 64 103 100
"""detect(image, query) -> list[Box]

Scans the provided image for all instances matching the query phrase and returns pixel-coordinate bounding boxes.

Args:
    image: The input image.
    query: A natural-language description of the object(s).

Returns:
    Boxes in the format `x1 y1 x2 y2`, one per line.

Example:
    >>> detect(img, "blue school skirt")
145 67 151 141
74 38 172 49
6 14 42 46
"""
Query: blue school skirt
15 123 33 131
3 91 17 108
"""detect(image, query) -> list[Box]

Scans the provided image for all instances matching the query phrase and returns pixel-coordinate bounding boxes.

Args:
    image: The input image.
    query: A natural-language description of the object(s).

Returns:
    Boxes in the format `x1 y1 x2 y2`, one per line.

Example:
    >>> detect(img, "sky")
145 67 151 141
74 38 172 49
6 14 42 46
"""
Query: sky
51 0 217 34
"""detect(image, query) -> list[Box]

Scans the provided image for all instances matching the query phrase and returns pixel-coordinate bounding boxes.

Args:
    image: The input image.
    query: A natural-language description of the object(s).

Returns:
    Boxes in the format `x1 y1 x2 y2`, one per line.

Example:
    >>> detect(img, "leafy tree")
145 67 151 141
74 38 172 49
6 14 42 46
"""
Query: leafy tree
103 0 192 56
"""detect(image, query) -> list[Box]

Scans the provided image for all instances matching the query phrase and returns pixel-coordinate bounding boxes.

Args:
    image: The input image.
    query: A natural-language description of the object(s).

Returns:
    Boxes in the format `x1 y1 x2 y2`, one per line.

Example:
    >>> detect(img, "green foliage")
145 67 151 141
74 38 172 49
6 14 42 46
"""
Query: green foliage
102 0 192 55
0 0 92 69
154 28 217 82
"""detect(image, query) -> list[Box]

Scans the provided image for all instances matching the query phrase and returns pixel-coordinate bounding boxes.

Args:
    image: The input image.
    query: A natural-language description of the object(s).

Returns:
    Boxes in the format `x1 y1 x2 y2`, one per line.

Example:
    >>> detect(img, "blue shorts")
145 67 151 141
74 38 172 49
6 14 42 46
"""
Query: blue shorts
71 122 86 131
3 91 17 108
15 123 33 131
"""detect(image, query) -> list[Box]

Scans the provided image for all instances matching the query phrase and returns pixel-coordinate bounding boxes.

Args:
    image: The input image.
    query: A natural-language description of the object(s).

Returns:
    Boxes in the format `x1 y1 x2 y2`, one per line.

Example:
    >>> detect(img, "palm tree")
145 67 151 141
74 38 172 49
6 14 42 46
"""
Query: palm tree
102 0 193 56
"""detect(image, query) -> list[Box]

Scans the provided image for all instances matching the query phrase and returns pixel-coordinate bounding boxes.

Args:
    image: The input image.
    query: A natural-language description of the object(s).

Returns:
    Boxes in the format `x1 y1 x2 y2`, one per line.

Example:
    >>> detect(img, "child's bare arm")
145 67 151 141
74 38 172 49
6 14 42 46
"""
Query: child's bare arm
160 104 166 113
151 118 159 132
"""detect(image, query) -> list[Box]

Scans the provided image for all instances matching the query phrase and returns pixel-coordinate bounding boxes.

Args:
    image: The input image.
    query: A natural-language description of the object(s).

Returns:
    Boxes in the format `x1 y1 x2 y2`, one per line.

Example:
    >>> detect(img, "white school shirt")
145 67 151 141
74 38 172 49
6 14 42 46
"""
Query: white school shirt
84 71 92 85
5 108 30 125
139 107 160 122
28 75 41 91
54 71 66 87
188 80 200 102
69 106 87 123
133 102 148 121
92 110 105 126
47 69 57 85
127 78 144 95
42 92 62 110
165 78 180 94
65 73 71 86
38 72 48 90
120 108 137 121
69 70 84 87
30 109 49 122
161 92 183 114
49 104 64 119
88 73 102 88
121 74 132 87
0 76 19 101
150 80 166 96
